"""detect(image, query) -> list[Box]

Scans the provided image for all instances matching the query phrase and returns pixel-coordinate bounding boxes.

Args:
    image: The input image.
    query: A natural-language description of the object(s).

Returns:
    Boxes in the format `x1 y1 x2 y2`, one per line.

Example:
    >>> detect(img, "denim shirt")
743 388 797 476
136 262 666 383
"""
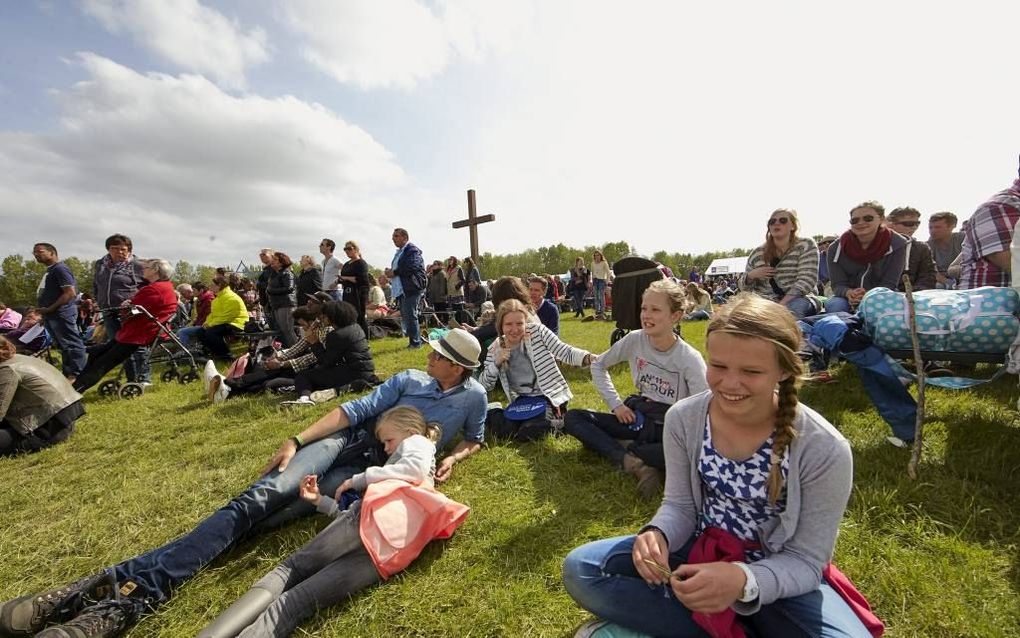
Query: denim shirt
341 369 487 449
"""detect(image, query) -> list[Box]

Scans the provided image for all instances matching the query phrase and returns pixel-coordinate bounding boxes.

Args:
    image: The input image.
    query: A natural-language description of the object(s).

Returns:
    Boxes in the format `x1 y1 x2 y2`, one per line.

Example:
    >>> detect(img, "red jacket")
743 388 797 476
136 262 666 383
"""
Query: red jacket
116 280 178 345
194 290 214 326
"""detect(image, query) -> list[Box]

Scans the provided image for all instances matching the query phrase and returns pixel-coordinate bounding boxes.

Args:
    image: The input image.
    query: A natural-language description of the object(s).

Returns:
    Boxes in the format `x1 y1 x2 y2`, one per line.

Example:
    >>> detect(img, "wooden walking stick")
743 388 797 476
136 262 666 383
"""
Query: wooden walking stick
902 274 925 479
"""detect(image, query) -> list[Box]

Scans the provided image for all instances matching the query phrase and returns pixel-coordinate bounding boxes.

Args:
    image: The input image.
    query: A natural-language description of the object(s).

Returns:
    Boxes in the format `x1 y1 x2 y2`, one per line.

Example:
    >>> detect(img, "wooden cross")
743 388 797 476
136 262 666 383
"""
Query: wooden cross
451 189 495 265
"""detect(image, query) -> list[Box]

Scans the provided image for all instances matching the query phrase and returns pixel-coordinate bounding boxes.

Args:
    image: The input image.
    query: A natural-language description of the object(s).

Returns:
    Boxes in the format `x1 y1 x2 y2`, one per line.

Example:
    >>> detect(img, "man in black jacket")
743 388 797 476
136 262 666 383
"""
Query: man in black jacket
384 228 427 348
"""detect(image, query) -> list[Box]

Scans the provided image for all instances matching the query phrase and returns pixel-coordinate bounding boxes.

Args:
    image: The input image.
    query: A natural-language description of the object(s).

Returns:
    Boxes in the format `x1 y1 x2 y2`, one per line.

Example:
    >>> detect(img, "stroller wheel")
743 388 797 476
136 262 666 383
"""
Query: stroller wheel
160 369 178 383
120 383 145 400
98 380 121 397
179 370 199 384
610 328 627 346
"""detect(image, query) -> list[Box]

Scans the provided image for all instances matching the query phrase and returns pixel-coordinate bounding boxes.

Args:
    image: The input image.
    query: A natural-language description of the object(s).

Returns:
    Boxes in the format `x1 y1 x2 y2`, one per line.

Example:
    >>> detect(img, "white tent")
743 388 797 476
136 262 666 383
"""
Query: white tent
705 256 749 277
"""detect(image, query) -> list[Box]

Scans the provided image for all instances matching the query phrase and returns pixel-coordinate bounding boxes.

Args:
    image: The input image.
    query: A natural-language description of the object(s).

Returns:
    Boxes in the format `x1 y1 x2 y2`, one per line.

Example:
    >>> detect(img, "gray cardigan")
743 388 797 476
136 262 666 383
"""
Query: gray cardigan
649 391 853 614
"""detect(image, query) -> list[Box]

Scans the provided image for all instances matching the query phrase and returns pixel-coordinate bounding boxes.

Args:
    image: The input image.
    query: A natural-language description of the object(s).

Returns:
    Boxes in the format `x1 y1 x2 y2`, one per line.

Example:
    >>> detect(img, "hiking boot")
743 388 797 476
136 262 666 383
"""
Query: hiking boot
622 452 663 499
36 599 139 638
0 572 113 636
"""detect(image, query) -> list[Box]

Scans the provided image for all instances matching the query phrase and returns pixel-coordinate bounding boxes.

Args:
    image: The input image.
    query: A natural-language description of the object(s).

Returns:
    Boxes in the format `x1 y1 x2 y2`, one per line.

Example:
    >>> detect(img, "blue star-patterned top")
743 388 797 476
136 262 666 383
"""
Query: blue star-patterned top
697 417 789 561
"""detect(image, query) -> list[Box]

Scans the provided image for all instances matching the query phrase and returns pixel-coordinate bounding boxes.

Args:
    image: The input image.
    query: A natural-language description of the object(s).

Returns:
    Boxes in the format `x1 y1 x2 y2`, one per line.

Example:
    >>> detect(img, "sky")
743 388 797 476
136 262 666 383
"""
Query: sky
1 0 1019 272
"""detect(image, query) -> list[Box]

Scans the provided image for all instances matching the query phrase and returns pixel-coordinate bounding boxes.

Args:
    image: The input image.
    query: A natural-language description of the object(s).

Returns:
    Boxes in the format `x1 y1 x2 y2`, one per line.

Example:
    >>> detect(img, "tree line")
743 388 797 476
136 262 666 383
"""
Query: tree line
0 242 759 308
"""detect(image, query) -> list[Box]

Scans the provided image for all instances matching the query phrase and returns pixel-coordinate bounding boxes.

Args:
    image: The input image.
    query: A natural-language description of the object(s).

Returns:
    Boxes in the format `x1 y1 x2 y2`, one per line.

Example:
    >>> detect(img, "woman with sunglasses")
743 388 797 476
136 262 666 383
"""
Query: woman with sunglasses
825 201 909 313
339 241 370 338
741 209 820 319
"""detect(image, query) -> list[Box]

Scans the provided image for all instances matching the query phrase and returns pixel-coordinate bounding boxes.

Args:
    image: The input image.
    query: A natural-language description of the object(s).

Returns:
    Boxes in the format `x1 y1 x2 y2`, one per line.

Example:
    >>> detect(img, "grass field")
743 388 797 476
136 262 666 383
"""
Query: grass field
2 316 1019 637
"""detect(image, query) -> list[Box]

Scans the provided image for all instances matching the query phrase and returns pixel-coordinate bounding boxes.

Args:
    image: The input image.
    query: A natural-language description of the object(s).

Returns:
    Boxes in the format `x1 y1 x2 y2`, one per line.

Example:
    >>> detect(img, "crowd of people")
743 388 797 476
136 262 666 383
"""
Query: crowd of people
2 158 1019 637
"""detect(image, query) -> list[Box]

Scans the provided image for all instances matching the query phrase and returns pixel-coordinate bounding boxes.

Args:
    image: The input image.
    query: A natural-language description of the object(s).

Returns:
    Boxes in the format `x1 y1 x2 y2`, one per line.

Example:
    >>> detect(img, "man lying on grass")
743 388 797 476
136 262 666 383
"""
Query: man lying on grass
0 328 487 638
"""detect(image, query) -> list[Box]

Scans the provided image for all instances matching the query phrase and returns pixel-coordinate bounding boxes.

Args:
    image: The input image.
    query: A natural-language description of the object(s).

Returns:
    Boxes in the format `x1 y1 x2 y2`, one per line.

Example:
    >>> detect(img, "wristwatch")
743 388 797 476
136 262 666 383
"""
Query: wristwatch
731 562 759 602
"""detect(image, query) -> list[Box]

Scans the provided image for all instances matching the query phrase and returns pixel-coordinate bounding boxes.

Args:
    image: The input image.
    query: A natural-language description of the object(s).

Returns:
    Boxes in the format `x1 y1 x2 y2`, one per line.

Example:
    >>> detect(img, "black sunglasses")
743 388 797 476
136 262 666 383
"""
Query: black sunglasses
895 220 920 228
768 217 789 226
850 215 876 225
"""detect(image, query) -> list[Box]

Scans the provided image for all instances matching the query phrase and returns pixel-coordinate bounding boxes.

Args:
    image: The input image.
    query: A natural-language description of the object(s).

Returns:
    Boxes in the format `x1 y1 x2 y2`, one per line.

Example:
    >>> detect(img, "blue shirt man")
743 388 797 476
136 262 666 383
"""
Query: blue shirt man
32 243 86 378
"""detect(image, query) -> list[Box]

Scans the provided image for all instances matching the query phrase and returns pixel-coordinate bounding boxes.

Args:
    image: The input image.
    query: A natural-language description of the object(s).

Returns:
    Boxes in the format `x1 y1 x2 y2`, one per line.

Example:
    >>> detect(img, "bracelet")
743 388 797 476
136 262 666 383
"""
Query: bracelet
289 435 304 450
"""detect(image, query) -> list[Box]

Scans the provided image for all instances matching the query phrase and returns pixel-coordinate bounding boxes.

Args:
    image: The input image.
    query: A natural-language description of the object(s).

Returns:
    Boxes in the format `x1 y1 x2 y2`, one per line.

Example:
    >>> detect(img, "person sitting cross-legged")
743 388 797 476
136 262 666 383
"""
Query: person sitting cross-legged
0 329 487 638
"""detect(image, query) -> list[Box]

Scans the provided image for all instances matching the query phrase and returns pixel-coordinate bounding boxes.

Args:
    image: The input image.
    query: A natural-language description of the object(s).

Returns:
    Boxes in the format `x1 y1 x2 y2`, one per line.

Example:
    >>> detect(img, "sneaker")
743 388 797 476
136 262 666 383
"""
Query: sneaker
202 360 219 393
885 435 913 449
280 396 315 407
208 375 230 404
309 388 337 403
36 599 139 638
0 572 113 636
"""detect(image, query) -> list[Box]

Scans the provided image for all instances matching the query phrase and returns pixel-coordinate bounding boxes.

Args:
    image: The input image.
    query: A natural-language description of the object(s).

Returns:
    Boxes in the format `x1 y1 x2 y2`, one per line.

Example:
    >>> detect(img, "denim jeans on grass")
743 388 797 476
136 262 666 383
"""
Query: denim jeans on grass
111 426 372 606
824 296 853 315
562 535 872 638
45 306 86 377
563 409 639 467
102 311 150 382
176 325 204 349
399 290 424 347
593 279 607 315
785 296 818 320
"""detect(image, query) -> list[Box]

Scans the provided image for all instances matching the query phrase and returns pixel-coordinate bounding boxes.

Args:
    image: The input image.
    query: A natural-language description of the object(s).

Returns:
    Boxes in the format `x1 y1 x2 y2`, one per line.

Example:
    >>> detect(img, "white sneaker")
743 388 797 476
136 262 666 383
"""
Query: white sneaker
885 435 910 448
202 360 219 393
209 375 231 404
281 396 315 406
309 388 337 403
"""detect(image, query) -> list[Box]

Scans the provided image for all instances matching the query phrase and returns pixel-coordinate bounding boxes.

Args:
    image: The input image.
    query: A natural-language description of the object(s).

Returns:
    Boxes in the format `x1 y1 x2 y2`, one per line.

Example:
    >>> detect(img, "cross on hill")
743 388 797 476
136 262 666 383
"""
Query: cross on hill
451 189 495 265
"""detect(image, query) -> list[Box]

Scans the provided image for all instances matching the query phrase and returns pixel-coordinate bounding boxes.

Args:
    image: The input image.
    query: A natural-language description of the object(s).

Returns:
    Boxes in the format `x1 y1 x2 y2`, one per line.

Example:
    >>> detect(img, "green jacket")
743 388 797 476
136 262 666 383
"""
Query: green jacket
0 355 82 435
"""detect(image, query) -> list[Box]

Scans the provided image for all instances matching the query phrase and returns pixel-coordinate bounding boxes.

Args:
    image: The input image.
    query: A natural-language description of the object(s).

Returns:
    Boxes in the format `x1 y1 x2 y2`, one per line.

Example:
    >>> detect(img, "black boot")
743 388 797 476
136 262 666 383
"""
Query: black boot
34 598 141 638
0 572 114 637
196 587 275 638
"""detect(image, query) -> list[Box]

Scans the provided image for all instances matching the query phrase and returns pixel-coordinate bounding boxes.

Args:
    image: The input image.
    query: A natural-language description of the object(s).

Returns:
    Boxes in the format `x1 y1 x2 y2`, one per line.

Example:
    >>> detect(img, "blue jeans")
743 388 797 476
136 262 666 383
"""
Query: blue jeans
683 309 711 321
102 311 150 382
593 279 607 315
176 326 204 349
562 536 872 638
44 306 86 377
112 426 371 605
564 409 640 467
571 289 586 316
399 290 424 347
326 290 343 301
824 296 852 314
785 296 818 320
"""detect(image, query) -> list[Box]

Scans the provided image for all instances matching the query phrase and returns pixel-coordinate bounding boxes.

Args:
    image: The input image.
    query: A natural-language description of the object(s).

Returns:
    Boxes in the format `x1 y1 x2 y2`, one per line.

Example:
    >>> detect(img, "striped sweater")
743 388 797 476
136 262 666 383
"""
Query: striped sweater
741 237 819 300
480 321 590 407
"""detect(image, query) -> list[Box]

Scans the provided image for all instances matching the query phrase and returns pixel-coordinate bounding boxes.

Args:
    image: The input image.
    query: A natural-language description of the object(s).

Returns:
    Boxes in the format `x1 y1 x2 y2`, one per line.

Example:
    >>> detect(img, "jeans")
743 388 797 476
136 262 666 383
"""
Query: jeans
101 311 150 382
785 296 818 320
176 325 205 349
112 426 372 606
236 503 381 638
593 279 607 315
200 324 242 360
399 290 424 347
273 307 297 348
571 289 586 316
562 535 872 638
44 306 86 377
824 296 853 314
563 409 639 467
74 340 140 392
683 309 711 321
326 290 343 301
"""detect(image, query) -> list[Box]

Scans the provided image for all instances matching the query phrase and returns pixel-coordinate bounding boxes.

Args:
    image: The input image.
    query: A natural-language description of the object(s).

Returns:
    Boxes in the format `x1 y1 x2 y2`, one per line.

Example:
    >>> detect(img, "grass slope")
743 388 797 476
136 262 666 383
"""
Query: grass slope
1 317 1019 637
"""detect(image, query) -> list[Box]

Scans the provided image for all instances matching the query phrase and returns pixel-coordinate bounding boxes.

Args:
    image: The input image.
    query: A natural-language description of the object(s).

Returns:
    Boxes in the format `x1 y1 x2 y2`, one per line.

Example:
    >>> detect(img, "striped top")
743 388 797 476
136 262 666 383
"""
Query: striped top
480 320 590 407
741 237 819 300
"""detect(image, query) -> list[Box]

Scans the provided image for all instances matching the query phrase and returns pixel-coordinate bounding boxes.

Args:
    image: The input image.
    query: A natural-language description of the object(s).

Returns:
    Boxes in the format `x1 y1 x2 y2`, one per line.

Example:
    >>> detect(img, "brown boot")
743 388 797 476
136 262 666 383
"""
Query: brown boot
622 452 663 499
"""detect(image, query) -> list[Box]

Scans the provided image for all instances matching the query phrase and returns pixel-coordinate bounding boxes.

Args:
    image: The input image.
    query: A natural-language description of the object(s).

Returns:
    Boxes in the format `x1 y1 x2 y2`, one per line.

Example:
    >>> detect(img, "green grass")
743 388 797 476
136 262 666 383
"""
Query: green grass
2 317 1019 637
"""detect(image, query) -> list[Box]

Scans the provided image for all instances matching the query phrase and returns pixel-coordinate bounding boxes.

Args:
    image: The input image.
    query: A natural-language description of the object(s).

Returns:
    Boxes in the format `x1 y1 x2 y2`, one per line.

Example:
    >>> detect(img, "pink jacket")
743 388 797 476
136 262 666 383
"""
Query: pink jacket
358 479 470 579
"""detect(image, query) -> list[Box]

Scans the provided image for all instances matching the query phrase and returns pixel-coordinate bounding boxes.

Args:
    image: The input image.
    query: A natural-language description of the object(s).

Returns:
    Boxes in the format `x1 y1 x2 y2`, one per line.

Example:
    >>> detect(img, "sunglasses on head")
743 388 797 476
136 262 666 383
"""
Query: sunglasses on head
850 215 876 225
895 220 920 228
768 217 789 226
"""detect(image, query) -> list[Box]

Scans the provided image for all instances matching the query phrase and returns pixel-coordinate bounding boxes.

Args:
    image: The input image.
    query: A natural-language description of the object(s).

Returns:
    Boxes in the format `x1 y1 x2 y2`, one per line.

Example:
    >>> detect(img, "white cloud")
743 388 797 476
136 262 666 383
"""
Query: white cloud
0 53 418 267
283 0 535 90
81 0 269 89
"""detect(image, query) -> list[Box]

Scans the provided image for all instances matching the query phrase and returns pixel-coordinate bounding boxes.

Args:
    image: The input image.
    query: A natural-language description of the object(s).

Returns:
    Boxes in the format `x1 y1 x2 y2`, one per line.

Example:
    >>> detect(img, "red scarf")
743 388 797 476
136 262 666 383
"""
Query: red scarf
839 227 892 264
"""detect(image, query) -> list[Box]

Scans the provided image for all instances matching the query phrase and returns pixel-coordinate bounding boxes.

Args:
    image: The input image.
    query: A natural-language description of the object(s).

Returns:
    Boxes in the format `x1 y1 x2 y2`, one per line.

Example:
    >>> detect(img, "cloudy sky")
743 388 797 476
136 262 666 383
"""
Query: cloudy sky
2 1 1019 271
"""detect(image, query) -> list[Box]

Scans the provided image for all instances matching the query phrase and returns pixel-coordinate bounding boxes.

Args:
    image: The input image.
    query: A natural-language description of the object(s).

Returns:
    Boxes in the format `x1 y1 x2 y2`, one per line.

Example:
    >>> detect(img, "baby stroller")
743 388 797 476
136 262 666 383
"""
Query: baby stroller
608 256 673 346
96 304 200 399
